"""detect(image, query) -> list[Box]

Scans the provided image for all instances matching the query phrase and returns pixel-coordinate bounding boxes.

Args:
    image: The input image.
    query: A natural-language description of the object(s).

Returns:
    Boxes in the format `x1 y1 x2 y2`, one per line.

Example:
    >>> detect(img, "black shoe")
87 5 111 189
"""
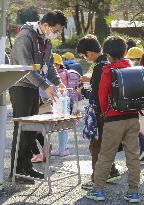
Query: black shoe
140 151 144 164
24 168 44 179
140 157 144 164
7 176 35 185
107 171 121 183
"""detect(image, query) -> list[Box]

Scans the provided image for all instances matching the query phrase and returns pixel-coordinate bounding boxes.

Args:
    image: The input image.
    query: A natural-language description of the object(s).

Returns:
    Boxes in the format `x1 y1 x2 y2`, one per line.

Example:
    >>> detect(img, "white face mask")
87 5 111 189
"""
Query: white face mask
46 32 58 40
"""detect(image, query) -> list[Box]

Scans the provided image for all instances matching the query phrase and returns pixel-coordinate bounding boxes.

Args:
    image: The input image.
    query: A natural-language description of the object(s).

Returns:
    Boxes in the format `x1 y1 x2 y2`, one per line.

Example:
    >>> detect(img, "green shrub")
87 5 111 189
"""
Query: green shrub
51 38 62 49
56 32 143 50
57 34 84 49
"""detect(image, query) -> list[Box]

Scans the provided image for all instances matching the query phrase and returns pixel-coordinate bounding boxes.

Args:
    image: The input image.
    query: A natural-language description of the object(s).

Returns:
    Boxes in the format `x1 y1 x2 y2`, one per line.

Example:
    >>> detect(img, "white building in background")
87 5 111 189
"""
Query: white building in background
9 0 23 2
41 13 144 38
111 20 144 28
64 16 76 38
64 17 144 38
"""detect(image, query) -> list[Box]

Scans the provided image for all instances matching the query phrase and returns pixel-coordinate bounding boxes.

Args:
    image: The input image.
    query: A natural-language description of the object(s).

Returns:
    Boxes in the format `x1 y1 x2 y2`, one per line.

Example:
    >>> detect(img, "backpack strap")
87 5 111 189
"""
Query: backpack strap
100 94 111 118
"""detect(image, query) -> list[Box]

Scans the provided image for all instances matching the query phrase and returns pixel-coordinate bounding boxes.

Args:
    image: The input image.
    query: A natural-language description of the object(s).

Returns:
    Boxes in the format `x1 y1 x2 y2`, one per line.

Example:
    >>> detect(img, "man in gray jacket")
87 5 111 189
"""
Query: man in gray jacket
9 10 67 182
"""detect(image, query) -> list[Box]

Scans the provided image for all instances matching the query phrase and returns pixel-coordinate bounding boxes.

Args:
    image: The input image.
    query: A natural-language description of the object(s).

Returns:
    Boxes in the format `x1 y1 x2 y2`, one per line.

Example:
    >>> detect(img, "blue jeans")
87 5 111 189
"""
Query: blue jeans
58 131 68 152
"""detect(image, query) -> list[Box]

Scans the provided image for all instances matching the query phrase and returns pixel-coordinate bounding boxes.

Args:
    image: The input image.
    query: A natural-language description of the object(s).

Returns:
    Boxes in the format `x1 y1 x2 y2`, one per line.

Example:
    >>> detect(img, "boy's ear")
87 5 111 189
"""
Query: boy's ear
124 50 127 57
107 55 113 63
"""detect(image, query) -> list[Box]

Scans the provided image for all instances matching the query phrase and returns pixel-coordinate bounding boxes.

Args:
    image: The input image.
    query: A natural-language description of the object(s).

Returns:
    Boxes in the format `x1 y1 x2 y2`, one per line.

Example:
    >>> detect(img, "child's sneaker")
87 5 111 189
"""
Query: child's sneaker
86 190 105 201
124 193 140 203
59 148 70 157
107 170 121 183
81 181 93 191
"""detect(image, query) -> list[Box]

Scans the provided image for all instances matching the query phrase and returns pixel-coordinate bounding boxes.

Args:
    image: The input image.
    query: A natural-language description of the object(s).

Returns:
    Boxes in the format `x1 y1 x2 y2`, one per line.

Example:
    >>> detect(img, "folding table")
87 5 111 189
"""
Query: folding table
12 114 82 193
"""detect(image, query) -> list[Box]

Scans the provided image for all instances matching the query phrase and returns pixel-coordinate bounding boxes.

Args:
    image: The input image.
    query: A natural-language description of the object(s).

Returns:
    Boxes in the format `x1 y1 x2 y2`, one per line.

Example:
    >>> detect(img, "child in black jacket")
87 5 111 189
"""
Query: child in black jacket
77 34 121 190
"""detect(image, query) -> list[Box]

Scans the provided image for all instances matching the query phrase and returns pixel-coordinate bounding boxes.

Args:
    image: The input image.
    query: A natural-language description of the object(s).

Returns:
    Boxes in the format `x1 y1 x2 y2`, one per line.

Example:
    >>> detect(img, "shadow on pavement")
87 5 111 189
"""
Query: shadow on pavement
74 196 98 205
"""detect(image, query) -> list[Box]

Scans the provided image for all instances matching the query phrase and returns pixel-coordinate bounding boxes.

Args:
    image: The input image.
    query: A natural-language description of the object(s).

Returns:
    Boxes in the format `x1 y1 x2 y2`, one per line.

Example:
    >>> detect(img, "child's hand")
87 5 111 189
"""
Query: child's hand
58 83 66 93
80 75 90 83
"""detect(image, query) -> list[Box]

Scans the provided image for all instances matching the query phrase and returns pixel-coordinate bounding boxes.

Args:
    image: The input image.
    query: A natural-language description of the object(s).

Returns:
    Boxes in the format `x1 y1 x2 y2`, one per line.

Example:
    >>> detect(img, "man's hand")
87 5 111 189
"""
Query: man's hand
45 85 58 102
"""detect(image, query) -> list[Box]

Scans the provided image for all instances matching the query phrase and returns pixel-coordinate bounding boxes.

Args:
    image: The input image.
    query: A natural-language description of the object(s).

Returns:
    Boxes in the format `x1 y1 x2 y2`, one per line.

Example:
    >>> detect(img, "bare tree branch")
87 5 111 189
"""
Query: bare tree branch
130 10 143 22
136 0 144 10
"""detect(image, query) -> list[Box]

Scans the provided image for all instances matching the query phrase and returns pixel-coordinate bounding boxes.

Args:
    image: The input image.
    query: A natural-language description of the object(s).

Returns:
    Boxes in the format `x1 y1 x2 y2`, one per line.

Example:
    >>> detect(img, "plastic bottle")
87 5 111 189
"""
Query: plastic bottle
63 91 70 116
52 91 64 117
72 88 80 115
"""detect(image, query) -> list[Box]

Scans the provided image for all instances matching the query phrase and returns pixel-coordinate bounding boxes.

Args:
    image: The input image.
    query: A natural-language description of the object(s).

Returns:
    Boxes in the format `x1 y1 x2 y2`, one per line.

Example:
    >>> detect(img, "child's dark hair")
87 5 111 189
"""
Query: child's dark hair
59 65 64 69
126 38 136 51
41 10 67 27
103 36 127 60
77 34 101 55
140 54 144 66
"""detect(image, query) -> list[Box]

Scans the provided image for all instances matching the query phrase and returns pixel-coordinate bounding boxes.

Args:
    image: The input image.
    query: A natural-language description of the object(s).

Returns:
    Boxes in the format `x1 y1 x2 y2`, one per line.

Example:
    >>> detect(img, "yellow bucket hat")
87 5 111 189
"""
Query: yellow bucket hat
126 47 144 59
53 53 63 65
62 52 75 60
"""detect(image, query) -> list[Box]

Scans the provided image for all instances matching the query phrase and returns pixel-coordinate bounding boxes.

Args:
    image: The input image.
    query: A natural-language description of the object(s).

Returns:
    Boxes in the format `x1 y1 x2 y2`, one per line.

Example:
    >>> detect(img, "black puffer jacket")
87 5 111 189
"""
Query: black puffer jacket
82 54 108 112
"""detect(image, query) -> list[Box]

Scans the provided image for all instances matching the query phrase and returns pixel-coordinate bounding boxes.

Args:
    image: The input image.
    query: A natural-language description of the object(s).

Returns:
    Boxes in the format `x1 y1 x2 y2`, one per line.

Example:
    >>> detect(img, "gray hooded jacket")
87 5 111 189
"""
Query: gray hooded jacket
11 22 61 90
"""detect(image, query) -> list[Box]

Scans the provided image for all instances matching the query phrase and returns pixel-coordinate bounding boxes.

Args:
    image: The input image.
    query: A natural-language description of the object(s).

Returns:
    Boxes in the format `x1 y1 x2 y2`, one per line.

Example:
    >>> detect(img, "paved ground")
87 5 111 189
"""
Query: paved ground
1 101 144 205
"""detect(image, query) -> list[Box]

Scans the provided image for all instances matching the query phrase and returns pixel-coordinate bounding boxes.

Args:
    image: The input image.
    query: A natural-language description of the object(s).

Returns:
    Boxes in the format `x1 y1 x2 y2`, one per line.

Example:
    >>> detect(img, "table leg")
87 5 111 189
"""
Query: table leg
45 132 52 194
73 123 81 184
12 123 22 185
42 127 47 180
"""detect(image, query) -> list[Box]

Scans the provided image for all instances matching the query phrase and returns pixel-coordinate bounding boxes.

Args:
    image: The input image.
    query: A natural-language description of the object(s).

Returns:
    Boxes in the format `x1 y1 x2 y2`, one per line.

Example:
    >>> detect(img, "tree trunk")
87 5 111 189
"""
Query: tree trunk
123 9 129 20
93 0 111 43
81 10 94 33
61 27 65 43
73 5 82 35
94 13 110 43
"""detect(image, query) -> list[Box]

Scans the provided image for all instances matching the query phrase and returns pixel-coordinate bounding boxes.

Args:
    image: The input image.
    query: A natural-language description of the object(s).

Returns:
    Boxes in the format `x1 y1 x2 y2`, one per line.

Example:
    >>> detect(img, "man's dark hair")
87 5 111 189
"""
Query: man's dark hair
103 36 126 60
41 10 67 27
77 34 101 55
126 38 136 51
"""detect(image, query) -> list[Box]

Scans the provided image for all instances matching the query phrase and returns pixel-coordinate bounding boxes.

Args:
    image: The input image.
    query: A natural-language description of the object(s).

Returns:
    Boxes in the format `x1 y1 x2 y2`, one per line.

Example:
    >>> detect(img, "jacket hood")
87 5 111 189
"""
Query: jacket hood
103 59 131 74
21 22 37 32
21 22 45 38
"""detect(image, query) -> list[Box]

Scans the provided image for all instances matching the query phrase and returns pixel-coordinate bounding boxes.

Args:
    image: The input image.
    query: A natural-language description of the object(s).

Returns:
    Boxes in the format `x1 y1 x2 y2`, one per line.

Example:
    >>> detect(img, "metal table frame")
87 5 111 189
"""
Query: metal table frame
0 65 33 189
12 115 82 193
